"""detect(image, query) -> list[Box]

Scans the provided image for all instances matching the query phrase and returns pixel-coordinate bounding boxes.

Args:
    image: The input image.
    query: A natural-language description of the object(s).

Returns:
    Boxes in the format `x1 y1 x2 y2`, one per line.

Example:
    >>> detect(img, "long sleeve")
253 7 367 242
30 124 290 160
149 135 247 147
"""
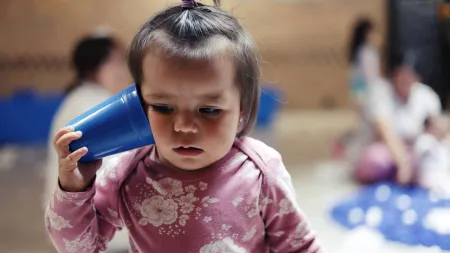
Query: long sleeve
44 151 133 253
45 184 119 253
261 156 322 253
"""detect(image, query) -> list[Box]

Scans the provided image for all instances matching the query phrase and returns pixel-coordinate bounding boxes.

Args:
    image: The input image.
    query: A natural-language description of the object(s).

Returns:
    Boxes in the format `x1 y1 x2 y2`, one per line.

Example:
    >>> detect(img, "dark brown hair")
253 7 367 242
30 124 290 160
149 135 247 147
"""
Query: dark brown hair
66 36 120 94
348 17 374 63
128 1 260 137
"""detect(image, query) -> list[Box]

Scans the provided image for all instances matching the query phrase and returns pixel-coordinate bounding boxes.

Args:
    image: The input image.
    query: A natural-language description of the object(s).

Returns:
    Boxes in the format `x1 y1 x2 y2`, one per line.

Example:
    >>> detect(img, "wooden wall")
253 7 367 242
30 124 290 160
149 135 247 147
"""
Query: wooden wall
0 0 386 108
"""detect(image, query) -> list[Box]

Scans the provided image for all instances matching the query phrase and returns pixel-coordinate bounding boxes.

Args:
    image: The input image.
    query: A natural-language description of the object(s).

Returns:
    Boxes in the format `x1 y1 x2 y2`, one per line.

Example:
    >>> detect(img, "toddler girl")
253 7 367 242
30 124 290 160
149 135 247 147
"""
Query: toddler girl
45 1 322 252
415 116 450 194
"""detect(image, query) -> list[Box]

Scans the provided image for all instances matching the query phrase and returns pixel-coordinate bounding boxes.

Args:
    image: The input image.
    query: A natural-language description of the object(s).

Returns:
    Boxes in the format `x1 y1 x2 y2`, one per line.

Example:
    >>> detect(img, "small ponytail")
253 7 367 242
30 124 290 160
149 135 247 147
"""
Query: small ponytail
181 0 221 9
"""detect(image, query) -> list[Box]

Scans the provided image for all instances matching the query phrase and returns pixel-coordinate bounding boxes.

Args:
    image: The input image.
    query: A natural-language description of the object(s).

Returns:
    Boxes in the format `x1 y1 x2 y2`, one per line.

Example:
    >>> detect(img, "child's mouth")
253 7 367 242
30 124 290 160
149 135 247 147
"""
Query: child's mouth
173 146 203 156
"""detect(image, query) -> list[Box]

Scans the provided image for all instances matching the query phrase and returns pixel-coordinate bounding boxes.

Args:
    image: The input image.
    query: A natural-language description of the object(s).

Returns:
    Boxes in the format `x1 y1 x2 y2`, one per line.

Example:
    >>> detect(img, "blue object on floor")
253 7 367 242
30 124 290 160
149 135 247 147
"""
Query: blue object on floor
331 182 450 250
257 84 283 128
0 88 64 145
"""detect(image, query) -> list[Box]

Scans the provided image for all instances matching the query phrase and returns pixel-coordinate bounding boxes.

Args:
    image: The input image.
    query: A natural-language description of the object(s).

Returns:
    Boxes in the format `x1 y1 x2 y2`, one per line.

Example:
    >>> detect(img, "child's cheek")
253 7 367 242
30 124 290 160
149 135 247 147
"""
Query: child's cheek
201 116 229 135
147 111 166 127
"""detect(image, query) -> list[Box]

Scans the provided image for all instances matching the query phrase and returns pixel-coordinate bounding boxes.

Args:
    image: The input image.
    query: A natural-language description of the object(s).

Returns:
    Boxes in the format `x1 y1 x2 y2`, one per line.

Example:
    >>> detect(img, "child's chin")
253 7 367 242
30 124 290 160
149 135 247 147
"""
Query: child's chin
169 158 206 171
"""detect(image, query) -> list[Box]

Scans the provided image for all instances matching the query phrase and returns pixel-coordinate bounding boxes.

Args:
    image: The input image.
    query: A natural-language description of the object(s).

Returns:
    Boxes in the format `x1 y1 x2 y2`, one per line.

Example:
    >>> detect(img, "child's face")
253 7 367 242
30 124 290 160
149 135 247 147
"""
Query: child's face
96 48 130 94
430 117 450 140
140 53 242 171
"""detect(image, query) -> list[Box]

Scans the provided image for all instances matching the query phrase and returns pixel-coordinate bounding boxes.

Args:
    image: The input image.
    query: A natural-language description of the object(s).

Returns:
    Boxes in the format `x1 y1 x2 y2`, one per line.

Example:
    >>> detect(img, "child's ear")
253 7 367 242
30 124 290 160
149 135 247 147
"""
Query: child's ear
239 110 246 119
237 113 245 132
239 111 246 124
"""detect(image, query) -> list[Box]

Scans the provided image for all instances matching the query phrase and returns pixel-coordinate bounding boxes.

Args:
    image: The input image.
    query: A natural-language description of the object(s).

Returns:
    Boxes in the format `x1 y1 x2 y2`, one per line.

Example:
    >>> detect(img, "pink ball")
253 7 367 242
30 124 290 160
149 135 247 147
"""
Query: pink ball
355 143 395 184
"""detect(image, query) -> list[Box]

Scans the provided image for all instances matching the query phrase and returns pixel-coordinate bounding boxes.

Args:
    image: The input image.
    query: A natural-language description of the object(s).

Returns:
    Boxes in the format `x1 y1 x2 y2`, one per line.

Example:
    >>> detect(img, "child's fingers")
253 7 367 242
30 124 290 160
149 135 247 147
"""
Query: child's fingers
64 147 88 168
52 126 74 146
55 131 83 157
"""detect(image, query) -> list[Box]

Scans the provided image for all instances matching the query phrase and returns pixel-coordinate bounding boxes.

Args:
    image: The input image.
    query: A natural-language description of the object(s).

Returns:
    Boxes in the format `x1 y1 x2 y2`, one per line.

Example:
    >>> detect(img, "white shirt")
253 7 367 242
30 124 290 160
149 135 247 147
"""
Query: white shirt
350 45 380 101
355 45 380 86
414 133 450 191
414 133 440 160
366 79 441 141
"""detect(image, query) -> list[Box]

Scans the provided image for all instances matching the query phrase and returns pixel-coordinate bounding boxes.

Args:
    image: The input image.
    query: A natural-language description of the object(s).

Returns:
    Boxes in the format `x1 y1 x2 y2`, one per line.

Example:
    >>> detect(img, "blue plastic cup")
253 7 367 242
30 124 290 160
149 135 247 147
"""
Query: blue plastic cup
67 83 154 163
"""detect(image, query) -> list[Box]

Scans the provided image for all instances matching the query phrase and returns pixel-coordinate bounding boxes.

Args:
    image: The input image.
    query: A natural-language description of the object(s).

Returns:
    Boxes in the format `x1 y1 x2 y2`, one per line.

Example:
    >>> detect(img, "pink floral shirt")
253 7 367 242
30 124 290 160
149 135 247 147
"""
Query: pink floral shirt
45 137 322 253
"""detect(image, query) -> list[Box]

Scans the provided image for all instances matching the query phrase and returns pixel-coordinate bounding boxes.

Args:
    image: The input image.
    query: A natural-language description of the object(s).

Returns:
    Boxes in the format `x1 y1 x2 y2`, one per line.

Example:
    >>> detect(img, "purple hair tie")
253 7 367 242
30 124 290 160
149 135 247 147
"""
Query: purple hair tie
182 0 195 9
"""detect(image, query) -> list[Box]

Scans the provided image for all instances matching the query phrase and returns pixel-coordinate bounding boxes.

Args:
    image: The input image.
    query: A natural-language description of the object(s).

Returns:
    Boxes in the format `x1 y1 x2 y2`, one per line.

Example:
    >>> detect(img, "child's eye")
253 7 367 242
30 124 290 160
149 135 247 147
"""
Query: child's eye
199 107 222 116
150 105 174 115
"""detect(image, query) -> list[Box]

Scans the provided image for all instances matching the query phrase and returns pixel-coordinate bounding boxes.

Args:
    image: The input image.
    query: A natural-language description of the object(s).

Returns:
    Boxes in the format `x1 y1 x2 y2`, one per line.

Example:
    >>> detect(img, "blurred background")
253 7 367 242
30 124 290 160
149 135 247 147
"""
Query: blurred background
2 0 450 252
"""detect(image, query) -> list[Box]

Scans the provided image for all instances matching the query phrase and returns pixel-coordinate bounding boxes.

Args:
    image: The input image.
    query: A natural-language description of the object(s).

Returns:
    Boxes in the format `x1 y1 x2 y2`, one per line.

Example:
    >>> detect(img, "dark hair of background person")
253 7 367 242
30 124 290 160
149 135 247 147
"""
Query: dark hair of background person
348 17 374 63
65 37 119 94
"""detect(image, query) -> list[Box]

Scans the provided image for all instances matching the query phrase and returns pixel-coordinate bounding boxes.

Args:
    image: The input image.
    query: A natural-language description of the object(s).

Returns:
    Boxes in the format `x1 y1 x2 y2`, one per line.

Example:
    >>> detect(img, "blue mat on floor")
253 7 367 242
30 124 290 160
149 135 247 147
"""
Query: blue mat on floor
0 89 64 145
331 182 450 250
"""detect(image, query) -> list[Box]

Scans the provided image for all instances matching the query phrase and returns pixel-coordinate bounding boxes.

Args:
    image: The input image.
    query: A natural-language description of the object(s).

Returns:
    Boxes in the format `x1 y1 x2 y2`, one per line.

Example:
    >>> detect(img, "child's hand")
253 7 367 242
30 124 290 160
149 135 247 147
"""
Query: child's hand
53 126 102 192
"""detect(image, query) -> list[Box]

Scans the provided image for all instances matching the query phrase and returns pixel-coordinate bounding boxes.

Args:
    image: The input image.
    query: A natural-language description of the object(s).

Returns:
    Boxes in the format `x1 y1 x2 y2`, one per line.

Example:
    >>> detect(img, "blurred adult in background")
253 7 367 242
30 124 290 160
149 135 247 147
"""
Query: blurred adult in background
348 17 381 110
43 34 130 252
333 17 382 162
354 51 442 185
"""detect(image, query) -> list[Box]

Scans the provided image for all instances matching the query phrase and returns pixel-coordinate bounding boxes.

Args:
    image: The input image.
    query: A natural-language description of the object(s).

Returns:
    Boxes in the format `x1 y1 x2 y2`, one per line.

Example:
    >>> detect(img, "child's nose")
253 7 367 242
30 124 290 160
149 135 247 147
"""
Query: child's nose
173 113 198 134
